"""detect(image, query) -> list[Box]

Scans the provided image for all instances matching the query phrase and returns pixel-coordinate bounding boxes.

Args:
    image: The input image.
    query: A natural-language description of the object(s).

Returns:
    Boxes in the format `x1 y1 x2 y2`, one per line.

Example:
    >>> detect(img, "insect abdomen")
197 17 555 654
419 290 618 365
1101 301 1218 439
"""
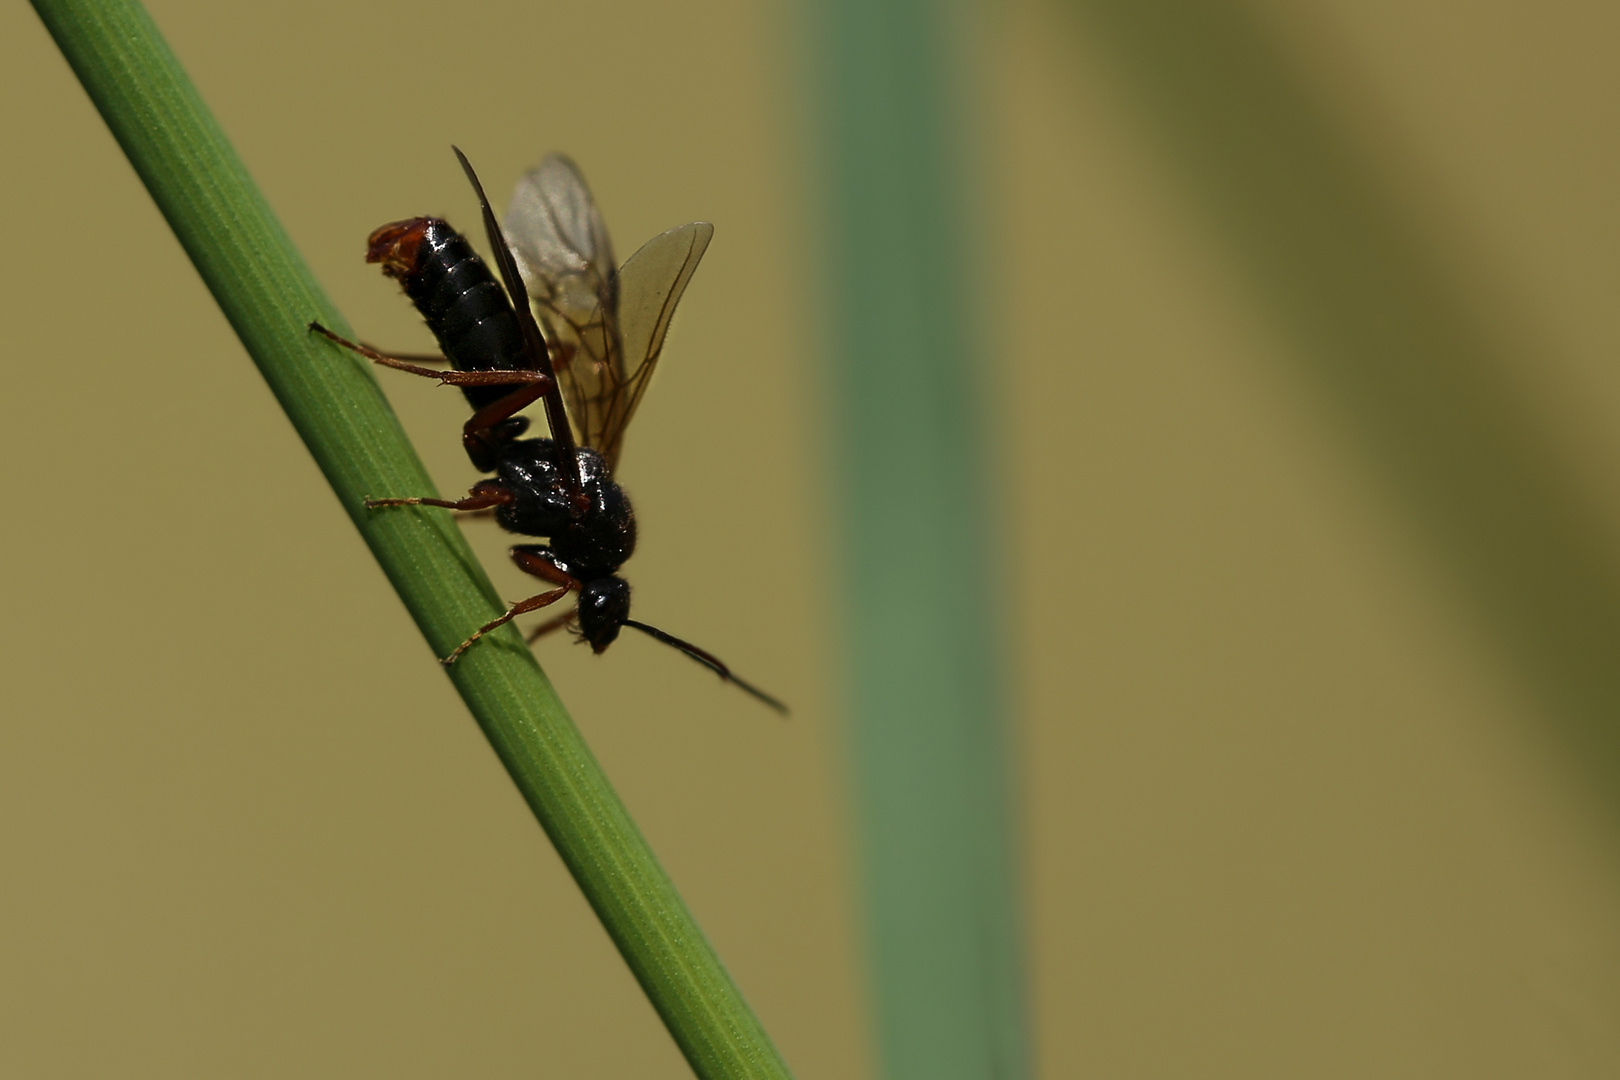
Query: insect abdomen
366 217 528 410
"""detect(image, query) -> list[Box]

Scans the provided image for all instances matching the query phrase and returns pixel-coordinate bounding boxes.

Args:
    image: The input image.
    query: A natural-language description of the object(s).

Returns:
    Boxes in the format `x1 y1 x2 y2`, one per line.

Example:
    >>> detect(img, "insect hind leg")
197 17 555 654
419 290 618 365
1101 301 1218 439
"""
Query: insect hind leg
309 322 553 392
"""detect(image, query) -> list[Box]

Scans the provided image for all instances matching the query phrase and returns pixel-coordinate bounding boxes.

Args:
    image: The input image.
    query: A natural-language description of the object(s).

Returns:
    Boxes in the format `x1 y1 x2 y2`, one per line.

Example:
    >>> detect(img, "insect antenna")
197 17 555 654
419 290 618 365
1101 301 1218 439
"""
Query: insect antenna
624 620 788 715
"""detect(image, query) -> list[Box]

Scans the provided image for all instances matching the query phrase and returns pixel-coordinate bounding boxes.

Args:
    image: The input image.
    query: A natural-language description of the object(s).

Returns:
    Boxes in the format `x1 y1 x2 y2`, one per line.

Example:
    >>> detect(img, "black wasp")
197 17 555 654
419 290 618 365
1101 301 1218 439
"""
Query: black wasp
313 148 784 713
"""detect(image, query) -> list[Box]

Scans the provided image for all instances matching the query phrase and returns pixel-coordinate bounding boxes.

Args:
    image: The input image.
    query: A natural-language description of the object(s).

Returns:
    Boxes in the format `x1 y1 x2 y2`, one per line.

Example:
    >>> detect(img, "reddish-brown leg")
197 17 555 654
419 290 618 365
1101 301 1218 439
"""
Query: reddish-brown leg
508 547 578 587
441 547 582 665
524 607 578 644
441 588 572 665
462 380 552 465
365 482 514 512
309 322 552 391
362 347 447 365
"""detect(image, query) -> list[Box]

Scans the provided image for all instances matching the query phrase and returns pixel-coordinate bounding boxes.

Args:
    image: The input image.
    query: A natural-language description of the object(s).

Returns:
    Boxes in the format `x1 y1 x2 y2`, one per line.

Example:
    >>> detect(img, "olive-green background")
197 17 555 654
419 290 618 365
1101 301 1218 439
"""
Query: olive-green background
5 0 1620 1076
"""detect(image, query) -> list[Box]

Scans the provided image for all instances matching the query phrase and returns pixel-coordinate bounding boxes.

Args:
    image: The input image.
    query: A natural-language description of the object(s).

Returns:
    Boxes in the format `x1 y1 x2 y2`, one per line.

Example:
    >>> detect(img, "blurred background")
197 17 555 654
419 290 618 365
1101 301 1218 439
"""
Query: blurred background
5 0 1620 1076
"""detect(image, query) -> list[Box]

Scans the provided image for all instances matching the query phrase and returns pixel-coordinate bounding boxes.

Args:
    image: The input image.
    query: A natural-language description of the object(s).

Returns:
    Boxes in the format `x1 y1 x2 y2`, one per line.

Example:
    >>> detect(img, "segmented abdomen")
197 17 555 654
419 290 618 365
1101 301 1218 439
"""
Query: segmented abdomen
366 217 528 411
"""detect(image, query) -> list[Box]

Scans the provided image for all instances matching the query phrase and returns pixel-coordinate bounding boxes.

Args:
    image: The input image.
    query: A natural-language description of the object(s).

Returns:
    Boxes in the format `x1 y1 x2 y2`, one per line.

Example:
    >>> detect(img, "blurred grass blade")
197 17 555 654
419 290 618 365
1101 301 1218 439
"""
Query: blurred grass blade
29 1 792 1076
805 1 1029 1078
1062 0 1620 801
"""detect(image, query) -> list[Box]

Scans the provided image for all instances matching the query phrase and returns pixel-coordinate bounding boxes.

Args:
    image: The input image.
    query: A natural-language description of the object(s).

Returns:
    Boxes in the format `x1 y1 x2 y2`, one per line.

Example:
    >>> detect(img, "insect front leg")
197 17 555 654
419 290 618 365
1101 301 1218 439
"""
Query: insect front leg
441 546 581 665
525 606 579 644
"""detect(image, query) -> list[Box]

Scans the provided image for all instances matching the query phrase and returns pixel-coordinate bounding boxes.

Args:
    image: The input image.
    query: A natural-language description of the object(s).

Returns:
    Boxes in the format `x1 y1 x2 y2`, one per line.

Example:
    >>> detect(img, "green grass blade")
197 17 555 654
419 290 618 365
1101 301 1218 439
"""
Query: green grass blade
804 1 1029 1078
1061 0 1620 810
28 1 792 1076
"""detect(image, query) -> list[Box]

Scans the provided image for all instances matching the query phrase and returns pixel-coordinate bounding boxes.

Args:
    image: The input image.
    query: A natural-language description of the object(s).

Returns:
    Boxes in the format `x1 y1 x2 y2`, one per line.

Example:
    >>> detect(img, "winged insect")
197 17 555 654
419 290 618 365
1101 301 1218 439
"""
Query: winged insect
312 149 784 713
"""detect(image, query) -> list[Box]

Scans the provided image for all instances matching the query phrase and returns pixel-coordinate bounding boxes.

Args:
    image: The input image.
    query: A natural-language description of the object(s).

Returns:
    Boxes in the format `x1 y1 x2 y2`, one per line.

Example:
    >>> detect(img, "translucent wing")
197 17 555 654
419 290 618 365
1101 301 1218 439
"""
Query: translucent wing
503 153 712 469
594 220 714 470
502 154 618 448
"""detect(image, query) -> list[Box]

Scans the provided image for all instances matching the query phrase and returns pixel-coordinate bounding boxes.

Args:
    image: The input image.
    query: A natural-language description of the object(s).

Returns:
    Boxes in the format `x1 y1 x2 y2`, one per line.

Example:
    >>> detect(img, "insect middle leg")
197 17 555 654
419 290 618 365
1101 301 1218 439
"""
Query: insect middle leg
366 479 515 513
442 546 581 664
